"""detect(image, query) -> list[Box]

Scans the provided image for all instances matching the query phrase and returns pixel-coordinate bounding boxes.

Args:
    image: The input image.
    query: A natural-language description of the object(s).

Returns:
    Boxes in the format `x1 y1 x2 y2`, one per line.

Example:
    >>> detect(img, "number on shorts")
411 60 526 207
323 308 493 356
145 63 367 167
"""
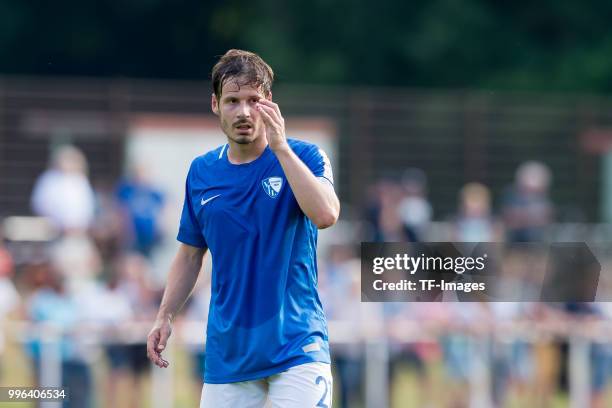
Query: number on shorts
315 375 329 408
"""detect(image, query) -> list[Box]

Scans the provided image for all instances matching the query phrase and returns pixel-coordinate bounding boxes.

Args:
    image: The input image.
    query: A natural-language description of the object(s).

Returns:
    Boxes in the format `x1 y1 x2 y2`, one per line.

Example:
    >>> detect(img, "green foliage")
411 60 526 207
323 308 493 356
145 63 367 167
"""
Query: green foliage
1 0 612 92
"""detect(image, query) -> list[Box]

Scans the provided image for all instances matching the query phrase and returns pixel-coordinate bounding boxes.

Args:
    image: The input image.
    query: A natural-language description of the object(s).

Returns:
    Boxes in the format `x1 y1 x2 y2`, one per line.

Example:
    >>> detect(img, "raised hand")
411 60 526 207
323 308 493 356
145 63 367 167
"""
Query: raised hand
256 99 288 153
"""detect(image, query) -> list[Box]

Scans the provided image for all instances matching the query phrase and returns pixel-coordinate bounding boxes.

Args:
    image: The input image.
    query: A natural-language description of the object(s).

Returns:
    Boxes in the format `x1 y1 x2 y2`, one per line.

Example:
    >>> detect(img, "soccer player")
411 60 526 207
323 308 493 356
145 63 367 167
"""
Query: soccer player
146 49 340 408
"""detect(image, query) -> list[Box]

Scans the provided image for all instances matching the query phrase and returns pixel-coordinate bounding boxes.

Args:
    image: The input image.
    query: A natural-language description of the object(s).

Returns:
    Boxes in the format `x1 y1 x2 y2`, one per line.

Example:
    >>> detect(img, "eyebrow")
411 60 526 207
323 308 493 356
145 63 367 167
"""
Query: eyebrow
222 93 261 101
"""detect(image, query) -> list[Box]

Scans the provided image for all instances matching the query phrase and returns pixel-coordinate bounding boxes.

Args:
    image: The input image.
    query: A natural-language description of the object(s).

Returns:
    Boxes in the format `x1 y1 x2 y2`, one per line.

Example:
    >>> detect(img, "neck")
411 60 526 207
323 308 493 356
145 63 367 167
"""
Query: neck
227 135 268 164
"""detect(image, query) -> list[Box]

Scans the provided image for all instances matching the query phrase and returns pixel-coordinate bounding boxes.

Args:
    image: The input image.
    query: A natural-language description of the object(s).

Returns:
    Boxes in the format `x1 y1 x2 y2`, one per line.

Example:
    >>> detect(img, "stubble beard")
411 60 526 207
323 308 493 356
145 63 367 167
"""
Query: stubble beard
222 118 260 145
229 131 258 145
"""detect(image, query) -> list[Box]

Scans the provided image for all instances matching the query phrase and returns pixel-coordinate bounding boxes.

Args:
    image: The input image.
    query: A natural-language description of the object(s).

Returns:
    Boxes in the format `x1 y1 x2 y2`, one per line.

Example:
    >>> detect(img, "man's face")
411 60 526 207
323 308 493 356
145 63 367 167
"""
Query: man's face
212 80 268 145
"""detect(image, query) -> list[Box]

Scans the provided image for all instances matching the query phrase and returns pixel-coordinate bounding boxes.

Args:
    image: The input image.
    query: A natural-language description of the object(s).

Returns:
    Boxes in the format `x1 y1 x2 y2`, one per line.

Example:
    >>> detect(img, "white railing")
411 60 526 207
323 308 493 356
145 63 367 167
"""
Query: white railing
3 318 612 408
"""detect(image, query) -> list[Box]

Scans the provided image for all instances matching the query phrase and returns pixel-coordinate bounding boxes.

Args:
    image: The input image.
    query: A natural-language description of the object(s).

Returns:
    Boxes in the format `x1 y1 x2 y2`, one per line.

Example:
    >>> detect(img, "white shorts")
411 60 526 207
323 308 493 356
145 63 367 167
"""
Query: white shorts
200 362 333 408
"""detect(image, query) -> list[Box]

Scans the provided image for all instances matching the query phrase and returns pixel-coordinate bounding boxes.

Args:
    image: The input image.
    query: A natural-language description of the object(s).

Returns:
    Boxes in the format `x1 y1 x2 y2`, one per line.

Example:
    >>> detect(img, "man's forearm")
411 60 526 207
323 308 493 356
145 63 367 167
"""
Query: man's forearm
256 98 339 228
273 147 339 229
156 245 206 322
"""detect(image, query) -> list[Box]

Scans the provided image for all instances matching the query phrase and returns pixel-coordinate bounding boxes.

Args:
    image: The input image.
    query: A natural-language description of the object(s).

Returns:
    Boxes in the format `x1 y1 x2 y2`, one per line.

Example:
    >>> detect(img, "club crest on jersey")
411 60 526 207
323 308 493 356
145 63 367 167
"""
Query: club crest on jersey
262 177 284 198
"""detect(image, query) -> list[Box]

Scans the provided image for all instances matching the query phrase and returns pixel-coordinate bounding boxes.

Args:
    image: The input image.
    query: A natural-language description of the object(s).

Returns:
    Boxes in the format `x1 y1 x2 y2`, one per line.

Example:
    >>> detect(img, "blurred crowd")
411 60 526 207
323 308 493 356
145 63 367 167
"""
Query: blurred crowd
320 163 612 408
0 145 611 407
0 145 174 407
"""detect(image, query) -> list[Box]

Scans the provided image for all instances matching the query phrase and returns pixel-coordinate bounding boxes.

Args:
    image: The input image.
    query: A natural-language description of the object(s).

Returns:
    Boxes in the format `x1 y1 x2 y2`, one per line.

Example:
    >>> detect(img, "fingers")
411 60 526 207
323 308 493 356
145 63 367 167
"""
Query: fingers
146 330 161 366
257 98 280 115
257 100 283 126
257 100 287 150
157 325 170 352
147 328 170 368
257 104 284 137
257 103 276 126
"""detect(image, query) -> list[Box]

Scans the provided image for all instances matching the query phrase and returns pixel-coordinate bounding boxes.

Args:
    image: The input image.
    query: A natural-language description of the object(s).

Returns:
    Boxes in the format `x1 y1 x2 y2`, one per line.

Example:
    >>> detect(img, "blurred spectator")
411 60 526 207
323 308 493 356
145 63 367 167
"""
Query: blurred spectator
384 302 442 408
66 253 156 408
114 252 158 318
488 303 533 407
453 182 502 242
50 232 102 295
438 303 490 408
502 161 554 242
561 302 612 408
183 280 211 398
591 303 612 408
320 244 364 408
365 178 410 241
102 252 157 401
90 178 125 262
0 234 20 381
31 145 95 233
116 164 166 258
530 304 564 408
398 168 432 242
25 261 93 408
72 269 135 408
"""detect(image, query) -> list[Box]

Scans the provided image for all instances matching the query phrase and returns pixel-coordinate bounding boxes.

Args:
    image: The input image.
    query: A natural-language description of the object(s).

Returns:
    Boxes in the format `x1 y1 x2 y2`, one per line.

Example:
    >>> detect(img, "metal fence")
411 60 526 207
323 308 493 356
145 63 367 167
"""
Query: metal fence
2 76 612 220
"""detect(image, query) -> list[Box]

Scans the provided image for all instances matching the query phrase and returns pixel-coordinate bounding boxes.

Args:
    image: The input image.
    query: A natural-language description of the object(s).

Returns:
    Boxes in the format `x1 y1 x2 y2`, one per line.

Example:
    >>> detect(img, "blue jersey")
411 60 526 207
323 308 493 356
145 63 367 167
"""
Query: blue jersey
177 138 333 383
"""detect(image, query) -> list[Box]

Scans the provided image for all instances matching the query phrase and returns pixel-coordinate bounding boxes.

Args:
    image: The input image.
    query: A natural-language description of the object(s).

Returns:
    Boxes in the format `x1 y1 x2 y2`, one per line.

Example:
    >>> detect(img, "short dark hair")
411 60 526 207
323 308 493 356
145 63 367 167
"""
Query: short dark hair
211 49 274 99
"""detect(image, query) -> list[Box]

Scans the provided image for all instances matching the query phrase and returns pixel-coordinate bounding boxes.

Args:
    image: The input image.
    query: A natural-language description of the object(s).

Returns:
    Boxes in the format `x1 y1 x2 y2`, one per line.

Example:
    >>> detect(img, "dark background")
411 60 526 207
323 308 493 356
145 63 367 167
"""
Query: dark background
2 0 612 92
1 0 611 222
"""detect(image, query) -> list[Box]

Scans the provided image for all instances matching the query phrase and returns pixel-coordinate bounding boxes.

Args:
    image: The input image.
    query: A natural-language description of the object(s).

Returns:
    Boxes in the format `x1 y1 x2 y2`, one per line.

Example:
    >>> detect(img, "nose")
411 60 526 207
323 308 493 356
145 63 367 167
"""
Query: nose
236 101 251 119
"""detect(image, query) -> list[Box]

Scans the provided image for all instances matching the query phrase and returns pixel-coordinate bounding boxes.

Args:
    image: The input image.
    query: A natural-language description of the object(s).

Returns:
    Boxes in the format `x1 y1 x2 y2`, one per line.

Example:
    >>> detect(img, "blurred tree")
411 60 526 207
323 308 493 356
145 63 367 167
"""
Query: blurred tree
1 0 612 92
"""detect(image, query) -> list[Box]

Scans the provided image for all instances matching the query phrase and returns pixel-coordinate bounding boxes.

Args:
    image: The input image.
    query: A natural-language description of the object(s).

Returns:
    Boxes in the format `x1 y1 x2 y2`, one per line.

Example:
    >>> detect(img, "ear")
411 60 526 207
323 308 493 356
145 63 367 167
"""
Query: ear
266 91 273 101
211 93 219 115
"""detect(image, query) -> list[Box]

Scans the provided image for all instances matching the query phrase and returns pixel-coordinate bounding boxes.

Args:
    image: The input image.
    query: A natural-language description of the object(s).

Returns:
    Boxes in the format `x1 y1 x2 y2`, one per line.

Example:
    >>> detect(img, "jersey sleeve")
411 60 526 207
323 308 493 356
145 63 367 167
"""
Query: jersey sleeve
300 145 334 185
177 163 207 248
